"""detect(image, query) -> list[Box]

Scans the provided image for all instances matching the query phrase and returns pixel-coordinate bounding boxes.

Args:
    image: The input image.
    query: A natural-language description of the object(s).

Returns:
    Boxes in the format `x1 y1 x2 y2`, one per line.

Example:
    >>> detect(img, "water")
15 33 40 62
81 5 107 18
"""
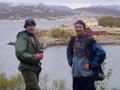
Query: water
0 19 76 43
0 18 76 75
0 20 120 89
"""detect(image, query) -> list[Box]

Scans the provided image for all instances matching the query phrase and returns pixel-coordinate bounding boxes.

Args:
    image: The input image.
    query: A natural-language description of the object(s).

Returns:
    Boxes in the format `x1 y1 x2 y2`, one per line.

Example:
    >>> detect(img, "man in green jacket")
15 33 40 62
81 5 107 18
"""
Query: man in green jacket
15 19 43 90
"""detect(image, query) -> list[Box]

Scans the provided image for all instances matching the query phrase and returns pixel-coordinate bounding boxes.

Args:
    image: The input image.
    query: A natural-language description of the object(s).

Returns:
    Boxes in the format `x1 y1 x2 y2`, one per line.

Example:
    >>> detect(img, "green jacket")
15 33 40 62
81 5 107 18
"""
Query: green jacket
15 30 43 73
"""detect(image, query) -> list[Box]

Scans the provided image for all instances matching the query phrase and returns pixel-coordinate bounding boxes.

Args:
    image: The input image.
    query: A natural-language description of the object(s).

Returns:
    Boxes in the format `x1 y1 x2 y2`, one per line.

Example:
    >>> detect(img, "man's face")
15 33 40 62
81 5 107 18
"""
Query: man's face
26 25 36 33
75 24 85 36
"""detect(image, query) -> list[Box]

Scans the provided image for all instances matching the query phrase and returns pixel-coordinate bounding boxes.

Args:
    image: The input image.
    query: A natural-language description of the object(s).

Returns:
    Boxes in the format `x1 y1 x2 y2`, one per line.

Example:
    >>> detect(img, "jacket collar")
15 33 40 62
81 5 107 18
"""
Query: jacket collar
24 30 39 50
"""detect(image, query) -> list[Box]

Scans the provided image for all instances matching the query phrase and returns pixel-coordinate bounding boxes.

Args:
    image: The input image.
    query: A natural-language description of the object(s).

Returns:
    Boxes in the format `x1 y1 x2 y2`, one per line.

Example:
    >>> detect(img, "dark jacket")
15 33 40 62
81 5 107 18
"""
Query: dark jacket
15 30 43 73
67 34 106 80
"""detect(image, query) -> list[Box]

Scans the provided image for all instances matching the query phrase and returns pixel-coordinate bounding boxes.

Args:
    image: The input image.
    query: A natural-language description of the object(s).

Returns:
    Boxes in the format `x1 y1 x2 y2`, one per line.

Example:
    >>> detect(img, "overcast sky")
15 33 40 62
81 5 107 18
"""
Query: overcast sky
0 0 120 8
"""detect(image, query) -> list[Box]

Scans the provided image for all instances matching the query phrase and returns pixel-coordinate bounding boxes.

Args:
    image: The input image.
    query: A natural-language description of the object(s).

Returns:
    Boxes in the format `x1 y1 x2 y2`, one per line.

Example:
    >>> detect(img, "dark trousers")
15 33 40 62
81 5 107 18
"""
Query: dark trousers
73 77 96 90
21 70 40 90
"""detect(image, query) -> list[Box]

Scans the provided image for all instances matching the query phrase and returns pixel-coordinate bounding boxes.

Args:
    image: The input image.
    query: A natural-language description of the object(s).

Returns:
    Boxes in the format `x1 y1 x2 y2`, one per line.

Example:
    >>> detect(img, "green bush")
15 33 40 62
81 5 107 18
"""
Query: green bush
98 17 120 27
51 28 71 39
0 73 24 90
0 73 9 90
51 28 62 38
36 30 48 37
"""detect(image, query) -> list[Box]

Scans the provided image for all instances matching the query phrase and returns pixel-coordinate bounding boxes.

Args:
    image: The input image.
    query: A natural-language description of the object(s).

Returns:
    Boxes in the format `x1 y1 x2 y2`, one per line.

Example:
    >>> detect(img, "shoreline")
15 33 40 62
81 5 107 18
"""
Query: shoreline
7 40 120 48
7 26 120 47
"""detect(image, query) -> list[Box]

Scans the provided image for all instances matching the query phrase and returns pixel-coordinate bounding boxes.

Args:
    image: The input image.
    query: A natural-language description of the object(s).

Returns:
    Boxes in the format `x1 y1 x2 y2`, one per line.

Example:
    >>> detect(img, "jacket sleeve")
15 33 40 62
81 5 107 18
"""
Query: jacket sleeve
67 37 75 66
35 36 44 53
15 36 37 64
89 39 106 69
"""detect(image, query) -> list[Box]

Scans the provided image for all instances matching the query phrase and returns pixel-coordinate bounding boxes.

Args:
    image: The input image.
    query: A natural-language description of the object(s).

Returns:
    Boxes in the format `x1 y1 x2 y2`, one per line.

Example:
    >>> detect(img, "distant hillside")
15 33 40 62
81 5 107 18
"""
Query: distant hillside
0 2 120 20
0 3 73 20
74 7 120 17
91 5 120 11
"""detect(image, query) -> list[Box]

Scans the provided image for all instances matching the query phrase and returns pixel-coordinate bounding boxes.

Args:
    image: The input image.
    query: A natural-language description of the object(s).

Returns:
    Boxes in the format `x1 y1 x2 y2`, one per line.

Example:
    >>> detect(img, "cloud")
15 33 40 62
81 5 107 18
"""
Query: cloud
0 0 120 3
0 0 120 8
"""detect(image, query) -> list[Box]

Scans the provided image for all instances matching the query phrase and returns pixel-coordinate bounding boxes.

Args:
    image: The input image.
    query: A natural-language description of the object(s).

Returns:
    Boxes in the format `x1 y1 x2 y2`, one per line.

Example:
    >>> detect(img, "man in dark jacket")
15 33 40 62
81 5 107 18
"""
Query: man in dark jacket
67 20 106 90
15 19 43 90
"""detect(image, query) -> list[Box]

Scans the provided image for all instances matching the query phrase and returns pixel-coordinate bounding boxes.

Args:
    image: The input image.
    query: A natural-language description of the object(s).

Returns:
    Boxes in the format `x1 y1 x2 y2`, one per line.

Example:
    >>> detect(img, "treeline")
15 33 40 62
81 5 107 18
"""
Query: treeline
98 17 120 27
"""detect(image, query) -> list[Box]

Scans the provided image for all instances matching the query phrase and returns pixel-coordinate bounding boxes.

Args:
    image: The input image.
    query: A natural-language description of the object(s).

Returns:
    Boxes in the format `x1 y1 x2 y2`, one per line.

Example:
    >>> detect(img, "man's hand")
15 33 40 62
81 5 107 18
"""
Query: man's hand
83 64 89 71
35 53 43 60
